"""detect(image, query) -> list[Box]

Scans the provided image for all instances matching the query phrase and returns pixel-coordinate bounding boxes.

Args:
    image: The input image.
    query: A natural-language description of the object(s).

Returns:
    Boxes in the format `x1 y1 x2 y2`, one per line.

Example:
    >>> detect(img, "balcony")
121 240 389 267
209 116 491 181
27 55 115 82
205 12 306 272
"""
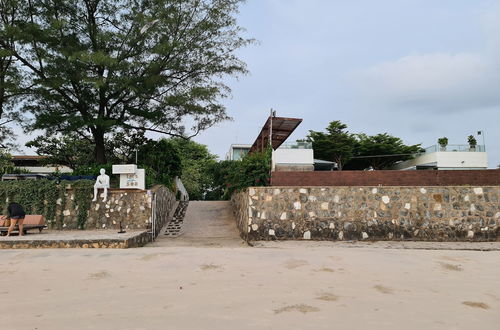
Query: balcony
278 141 312 149
422 144 485 154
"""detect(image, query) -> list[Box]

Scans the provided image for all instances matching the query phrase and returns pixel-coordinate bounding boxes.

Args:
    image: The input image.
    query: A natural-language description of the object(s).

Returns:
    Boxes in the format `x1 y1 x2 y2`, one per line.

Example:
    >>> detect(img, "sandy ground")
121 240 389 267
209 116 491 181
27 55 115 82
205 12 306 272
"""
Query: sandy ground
1 243 499 330
1 202 499 329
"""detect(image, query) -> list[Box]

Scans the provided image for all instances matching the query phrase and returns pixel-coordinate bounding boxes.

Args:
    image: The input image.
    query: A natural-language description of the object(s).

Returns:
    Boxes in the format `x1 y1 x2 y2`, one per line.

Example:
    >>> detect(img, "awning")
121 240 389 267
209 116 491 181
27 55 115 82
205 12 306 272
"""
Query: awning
249 116 302 153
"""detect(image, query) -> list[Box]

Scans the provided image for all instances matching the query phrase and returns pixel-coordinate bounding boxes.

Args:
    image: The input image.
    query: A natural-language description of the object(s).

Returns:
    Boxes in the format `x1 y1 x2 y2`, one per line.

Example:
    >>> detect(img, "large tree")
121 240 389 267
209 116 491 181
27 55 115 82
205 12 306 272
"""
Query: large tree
347 133 423 170
0 0 251 163
0 0 23 148
26 129 148 169
306 121 357 171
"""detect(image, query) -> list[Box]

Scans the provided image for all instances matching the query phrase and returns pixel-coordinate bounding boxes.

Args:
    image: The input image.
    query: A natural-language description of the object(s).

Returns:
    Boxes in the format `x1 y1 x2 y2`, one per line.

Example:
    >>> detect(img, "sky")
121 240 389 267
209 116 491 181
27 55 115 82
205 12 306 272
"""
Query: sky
191 0 500 167
17 0 500 167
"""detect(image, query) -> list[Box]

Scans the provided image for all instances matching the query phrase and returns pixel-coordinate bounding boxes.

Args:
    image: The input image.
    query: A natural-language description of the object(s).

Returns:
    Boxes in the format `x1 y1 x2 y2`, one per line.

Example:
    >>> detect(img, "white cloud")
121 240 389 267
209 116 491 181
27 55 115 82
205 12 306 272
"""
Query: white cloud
351 5 500 113
352 52 500 112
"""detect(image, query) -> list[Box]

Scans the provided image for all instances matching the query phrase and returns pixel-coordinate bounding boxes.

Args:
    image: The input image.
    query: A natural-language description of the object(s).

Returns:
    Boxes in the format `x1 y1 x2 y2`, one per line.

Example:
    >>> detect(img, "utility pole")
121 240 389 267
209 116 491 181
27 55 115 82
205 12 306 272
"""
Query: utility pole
477 131 486 151
269 108 274 150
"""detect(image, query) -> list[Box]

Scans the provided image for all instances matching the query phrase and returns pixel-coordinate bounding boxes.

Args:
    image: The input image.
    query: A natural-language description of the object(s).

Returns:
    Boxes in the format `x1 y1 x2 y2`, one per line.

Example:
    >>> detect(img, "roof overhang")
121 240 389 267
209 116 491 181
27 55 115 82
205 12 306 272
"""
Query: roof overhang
249 116 302 153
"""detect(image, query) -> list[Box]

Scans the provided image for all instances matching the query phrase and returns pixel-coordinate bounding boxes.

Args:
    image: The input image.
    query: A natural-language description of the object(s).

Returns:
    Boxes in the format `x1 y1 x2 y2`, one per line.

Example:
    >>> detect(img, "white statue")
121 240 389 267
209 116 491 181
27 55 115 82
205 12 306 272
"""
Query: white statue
92 168 110 202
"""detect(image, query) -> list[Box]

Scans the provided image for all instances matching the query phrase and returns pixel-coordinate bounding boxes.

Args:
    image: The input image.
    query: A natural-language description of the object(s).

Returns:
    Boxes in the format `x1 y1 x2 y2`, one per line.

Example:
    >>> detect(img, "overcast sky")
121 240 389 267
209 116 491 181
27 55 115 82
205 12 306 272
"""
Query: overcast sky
17 0 500 167
192 0 500 167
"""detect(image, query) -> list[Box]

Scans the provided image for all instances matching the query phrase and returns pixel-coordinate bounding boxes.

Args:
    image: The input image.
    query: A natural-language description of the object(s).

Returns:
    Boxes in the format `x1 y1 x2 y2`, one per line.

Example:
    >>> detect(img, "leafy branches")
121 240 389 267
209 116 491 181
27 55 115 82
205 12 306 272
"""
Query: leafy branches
305 121 356 171
2 0 252 163
0 179 93 228
307 121 423 170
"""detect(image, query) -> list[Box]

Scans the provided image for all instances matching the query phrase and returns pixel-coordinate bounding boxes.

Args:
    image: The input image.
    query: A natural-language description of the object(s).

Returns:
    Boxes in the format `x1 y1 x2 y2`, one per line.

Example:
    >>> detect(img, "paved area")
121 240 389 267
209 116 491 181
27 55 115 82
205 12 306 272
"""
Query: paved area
1 243 499 330
255 240 500 251
153 201 244 247
0 230 146 242
1 201 499 329
0 230 149 248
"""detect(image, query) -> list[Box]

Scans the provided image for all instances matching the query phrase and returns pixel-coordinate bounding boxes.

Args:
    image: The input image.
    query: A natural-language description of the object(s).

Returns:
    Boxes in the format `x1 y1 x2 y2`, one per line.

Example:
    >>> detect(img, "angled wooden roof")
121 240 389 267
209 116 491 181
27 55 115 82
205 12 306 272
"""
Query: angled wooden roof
249 116 302 153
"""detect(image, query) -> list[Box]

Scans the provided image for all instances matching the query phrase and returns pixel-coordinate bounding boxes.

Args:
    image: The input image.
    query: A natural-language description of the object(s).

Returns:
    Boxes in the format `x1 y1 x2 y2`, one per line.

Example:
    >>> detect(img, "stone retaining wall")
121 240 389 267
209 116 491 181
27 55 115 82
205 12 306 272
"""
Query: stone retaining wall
50 185 175 235
231 189 250 237
232 186 500 242
0 231 151 249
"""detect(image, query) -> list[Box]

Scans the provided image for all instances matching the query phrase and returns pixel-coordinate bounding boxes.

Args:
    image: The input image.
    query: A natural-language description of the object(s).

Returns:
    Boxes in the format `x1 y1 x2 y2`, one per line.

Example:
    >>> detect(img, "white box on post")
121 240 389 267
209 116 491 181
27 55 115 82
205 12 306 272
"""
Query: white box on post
112 164 137 174
119 169 145 190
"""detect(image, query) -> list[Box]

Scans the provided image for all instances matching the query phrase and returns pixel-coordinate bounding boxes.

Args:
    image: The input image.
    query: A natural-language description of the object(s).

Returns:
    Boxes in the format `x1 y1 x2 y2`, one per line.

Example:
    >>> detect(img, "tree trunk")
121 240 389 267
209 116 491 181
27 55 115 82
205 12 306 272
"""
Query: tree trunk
92 128 107 164
335 156 343 171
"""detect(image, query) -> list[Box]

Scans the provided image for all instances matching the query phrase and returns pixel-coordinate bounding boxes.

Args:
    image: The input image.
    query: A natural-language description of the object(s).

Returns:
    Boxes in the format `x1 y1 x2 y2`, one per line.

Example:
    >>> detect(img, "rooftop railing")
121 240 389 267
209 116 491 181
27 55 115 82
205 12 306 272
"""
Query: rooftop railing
278 141 313 149
423 144 486 153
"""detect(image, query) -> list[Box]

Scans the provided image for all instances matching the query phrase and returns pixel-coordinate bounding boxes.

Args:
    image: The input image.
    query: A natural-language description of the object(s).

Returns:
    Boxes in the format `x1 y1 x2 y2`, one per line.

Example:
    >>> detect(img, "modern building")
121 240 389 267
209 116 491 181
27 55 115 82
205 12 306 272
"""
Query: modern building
272 141 314 171
225 144 251 161
390 144 488 170
243 114 315 171
12 155 72 174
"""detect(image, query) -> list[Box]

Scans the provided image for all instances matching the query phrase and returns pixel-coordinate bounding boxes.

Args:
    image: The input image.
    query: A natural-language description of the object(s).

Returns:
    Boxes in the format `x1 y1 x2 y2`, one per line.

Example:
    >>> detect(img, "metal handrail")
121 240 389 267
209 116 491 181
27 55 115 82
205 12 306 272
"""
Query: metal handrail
423 144 486 153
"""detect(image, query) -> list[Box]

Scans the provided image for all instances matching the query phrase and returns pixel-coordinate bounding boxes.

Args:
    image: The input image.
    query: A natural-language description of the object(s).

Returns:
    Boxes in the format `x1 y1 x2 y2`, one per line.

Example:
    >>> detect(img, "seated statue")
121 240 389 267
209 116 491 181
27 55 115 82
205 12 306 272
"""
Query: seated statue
92 168 110 202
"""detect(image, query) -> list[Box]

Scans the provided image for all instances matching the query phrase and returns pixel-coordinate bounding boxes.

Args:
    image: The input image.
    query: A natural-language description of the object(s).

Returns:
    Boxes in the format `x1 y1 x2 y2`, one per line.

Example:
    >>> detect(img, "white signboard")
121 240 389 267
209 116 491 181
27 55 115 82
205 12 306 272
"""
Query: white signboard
119 169 145 190
112 164 137 174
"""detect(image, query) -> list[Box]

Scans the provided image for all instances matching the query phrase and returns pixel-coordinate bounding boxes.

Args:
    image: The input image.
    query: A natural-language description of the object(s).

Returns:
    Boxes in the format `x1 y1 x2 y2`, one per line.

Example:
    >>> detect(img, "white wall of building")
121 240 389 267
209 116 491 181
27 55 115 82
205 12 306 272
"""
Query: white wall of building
272 149 314 167
436 152 488 168
392 152 488 170
18 166 73 174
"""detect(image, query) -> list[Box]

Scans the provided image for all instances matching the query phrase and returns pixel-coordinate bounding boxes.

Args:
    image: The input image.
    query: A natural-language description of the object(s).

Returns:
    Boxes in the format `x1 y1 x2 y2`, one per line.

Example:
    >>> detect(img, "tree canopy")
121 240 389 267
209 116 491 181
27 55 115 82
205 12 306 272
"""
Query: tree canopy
169 138 218 200
26 129 149 169
348 133 423 170
0 0 252 163
308 121 422 170
305 121 356 170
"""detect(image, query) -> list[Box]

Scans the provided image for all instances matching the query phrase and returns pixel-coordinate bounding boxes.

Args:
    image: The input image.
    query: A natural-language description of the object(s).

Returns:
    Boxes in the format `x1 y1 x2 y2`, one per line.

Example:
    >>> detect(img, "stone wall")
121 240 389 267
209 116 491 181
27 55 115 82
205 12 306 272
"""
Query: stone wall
232 186 500 242
231 189 250 237
151 185 177 237
271 170 500 186
49 185 175 236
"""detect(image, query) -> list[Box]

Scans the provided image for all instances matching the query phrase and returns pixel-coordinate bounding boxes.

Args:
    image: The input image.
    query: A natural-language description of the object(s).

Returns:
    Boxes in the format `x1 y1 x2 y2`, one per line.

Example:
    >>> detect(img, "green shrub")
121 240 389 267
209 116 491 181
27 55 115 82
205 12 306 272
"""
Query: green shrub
223 148 272 199
0 179 93 229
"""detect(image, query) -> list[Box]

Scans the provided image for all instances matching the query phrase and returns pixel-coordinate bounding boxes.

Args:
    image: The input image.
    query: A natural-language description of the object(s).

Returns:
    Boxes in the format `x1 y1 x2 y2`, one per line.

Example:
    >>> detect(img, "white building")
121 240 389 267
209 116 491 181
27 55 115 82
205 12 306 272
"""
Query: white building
12 155 72 174
225 144 251 161
272 142 314 171
391 145 488 170
226 141 314 171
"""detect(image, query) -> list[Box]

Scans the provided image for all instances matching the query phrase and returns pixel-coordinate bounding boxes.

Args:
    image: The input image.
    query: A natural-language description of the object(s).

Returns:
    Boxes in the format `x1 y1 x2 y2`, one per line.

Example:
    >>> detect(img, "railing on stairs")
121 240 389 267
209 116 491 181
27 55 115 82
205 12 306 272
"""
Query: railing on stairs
175 176 189 201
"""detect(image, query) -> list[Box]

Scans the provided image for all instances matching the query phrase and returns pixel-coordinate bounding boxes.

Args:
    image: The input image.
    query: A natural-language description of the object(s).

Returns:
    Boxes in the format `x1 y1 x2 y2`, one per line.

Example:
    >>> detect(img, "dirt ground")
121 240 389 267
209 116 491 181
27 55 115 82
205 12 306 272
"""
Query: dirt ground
1 242 499 330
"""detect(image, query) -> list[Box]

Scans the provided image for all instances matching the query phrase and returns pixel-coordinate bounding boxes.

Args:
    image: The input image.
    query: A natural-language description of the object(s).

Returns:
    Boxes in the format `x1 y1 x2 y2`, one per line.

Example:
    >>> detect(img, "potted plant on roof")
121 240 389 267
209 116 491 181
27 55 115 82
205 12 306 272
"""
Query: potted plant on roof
468 135 477 151
437 137 448 151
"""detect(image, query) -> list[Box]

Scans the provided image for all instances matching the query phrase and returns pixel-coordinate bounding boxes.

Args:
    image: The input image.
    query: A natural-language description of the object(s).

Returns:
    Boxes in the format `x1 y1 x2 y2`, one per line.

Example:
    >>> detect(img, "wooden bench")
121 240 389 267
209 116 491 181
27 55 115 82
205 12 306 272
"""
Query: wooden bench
0 215 47 235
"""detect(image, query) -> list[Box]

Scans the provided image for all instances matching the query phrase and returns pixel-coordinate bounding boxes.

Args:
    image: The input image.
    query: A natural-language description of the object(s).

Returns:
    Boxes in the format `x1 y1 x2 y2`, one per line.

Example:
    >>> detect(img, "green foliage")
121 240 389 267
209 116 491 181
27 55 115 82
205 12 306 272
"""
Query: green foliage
138 139 182 188
468 135 477 146
349 133 423 170
0 150 30 175
72 163 112 176
2 0 253 163
306 121 357 170
169 138 217 200
438 137 448 148
0 180 93 229
0 180 57 218
71 180 94 229
26 133 95 170
0 150 14 173
204 160 239 200
223 148 272 198
308 120 423 170
0 0 22 148
26 129 149 169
